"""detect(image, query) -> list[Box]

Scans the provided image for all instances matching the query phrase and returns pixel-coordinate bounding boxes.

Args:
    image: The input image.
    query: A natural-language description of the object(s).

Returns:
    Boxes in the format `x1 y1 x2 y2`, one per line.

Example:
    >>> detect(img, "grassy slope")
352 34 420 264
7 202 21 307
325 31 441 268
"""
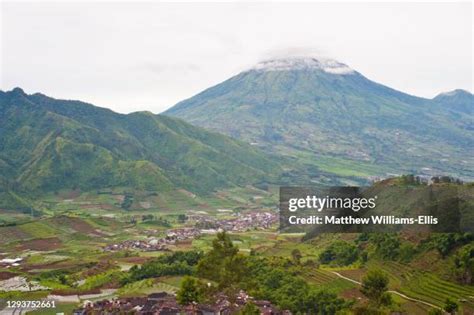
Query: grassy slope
0 89 282 210
165 66 474 182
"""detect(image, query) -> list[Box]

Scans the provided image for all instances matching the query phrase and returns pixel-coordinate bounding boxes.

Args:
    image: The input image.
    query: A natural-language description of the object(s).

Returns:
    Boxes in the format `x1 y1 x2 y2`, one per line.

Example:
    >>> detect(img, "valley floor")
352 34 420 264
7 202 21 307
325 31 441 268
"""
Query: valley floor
0 188 473 314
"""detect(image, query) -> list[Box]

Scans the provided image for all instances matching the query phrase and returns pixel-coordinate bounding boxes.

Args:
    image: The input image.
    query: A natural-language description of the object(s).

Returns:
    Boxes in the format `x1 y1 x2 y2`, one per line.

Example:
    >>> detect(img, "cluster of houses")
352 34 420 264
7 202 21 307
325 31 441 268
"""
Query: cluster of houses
73 291 290 315
104 211 277 252
191 211 277 233
104 239 168 252
104 228 201 252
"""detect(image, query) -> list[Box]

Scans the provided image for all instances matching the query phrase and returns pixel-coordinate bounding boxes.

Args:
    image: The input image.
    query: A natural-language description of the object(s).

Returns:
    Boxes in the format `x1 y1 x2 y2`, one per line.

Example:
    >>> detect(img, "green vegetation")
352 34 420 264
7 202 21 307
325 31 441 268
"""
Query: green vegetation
196 231 246 289
429 233 473 258
238 302 260 315
27 303 77 315
176 276 203 305
80 270 125 290
121 194 134 210
0 88 282 210
0 208 472 314
122 251 202 284
444 298 459 314
428 308 443 315
189 232 351 314
453 244 474 284
366 260 474 310
118 278 178 296
165 59 474 182
318 240 359 266
370 234 401 260
360 269 392 307
0 65 473 315
0 175 472 314
239 243 351 313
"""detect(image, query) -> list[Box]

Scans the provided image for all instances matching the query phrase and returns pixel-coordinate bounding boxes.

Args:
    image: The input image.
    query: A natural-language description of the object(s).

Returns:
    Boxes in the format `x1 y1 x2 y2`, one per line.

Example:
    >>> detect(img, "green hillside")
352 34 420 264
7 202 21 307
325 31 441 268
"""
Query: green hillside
432 89 474 115
165 57 474 182
0 88 281 208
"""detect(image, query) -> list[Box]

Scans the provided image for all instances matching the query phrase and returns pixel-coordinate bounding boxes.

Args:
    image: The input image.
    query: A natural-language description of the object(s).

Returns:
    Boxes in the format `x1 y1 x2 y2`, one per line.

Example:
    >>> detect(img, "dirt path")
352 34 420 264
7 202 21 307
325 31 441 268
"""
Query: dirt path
330 271 441 310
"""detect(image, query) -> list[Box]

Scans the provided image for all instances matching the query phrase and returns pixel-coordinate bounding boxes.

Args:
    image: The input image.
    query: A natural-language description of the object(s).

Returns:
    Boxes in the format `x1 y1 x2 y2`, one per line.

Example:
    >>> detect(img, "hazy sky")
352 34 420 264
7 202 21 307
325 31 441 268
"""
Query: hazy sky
1 1 472 113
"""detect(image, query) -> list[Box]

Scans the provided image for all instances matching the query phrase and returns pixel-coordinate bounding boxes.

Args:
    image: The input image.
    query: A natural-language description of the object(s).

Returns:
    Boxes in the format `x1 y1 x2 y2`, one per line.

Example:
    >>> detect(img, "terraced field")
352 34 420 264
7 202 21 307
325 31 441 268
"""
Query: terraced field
36 187 275 219
0 216 128 245
117 279 178 297
304 269 356 293
367 261 474 312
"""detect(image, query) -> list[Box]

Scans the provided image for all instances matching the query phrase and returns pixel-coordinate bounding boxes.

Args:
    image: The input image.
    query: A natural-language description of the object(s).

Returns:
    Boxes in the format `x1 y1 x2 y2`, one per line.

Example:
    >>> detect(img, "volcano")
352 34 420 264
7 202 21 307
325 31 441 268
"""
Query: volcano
165 57 474 181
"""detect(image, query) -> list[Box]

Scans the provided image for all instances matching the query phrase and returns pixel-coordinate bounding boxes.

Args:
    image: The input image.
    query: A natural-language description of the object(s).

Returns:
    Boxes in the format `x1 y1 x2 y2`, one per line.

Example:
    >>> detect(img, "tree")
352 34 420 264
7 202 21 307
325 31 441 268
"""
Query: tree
430 233 473 258
178 214 187 223
197 231 239 281
122 251 201 284
399 243 416 263
360 269 391 307
177 276 202 306
428 308 443 315
239 302 260 315
196 231 250 299
121 194 133 210
142 214 154 221
319 241 358 266
243 255 350 314
453 244 474 284
58 274 68 285
304 289 349 314
291 249 302 264
444 298 458 314
219 254 249 289
371 234 400 260
211 231 239 257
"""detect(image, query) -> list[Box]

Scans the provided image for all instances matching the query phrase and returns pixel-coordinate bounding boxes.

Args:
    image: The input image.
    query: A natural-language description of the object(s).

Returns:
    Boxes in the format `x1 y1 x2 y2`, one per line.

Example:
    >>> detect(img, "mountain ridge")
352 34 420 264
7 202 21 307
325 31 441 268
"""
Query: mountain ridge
0 88 282 206
165 57 474 182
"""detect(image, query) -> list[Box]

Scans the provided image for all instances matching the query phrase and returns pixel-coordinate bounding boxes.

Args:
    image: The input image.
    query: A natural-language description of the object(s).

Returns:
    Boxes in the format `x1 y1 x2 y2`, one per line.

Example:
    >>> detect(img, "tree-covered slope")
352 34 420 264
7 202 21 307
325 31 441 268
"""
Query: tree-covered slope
165 57 474 181
0 88 281 200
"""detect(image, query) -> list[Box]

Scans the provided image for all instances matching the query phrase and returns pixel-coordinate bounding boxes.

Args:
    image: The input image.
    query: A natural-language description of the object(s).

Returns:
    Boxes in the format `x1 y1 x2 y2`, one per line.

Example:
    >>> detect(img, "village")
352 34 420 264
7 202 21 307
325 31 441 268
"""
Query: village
72 290 290 315
104 211 277 252
104 228 201 252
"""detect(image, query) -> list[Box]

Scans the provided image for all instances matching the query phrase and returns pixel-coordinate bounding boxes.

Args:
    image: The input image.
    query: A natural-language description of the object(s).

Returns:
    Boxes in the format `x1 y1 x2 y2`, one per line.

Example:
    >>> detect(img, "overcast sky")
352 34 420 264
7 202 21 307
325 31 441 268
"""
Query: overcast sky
1 2 472 114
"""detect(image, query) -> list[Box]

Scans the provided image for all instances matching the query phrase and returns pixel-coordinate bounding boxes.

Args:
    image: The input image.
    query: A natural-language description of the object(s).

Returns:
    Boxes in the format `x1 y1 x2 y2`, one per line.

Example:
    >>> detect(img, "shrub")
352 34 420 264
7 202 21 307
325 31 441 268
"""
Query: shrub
318 241 358 266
